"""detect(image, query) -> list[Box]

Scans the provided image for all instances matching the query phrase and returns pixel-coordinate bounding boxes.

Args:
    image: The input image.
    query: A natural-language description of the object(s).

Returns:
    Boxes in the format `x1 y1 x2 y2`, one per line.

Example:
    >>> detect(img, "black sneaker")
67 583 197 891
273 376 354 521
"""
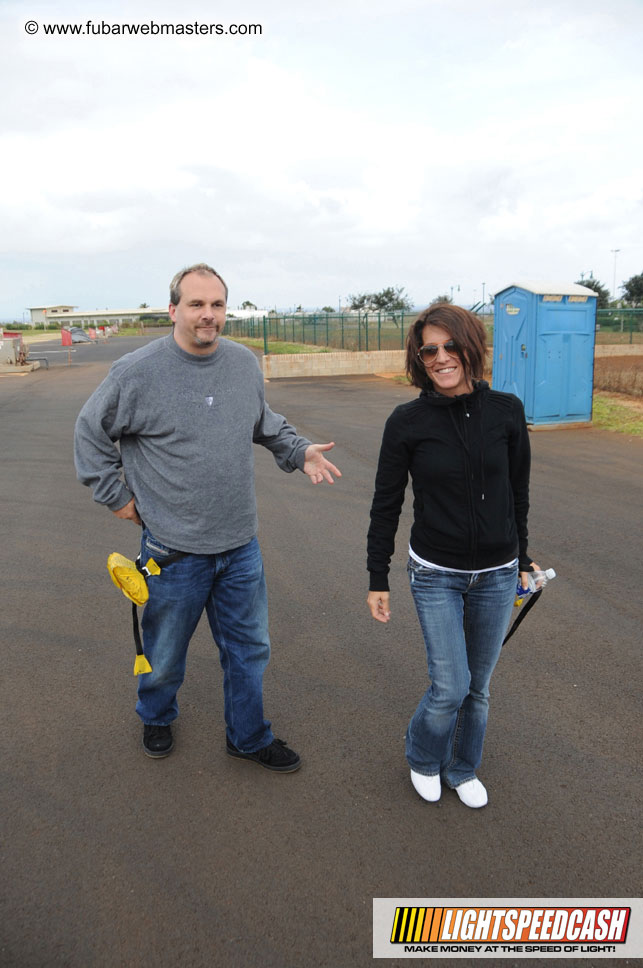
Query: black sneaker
143 724 174 758
226 736 301 772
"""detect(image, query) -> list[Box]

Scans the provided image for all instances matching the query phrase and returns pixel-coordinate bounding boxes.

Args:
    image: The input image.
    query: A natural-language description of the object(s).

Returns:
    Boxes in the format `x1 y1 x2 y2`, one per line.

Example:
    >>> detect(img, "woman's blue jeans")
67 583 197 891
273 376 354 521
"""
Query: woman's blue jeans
406 558 517 788
136 530 273 753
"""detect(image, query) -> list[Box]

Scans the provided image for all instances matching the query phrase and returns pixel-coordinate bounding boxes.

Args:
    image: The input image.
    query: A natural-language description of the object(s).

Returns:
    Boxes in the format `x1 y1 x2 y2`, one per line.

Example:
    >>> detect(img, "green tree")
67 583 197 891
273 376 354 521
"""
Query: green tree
622 272 643 307
139 302 149 309
347 292 371 311
575 276 610 309
321 305 335 314
430 294 453 305
241 300 257 310
348 286 413 312
372 286 412 311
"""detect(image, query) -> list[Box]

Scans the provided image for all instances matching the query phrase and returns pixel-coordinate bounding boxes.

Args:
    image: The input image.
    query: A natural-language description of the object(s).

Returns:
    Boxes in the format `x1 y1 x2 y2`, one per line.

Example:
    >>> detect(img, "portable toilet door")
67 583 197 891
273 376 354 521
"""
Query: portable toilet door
493 282 598 425
492 286 533 405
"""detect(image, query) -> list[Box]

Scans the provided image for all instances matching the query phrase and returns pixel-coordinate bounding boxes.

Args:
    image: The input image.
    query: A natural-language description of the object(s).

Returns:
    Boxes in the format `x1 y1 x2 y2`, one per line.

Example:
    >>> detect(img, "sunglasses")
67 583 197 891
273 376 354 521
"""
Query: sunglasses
417 339 459 362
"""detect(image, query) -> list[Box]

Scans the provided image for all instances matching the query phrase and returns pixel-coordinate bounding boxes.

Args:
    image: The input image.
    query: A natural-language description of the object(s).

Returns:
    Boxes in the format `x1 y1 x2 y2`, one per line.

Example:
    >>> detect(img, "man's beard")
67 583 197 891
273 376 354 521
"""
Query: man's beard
194 329 219 347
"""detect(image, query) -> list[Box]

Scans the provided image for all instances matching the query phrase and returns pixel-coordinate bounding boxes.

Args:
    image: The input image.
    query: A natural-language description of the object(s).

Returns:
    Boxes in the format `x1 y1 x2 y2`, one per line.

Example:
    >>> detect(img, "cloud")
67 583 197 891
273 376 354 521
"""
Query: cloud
1 0 642 314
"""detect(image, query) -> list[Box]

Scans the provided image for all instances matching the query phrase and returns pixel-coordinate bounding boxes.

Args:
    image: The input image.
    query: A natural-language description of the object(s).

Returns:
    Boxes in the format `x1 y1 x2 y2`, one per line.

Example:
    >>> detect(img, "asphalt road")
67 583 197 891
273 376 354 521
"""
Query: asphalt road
1 336 641 968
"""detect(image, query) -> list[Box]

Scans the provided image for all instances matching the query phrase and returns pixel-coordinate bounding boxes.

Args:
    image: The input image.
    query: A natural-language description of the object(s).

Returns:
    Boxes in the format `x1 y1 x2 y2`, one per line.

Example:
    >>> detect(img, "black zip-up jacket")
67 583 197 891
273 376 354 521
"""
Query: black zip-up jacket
367 381 532 591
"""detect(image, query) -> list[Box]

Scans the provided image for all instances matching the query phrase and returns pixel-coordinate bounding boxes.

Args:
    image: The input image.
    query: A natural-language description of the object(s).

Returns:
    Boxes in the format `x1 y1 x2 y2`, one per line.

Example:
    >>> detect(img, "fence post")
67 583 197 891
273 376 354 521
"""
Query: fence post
263 316 268 356
341 314 344 349
358 312 362 351
378 312 381 350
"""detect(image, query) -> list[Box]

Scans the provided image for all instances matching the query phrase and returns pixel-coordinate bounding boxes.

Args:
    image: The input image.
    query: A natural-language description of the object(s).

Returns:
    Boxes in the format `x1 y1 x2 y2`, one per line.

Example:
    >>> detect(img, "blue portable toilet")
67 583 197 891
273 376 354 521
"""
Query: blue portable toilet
493 281 597 426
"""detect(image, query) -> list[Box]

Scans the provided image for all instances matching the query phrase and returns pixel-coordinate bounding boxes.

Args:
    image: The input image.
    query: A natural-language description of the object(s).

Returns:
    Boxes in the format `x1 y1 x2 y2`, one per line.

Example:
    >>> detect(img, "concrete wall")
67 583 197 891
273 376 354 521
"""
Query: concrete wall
594 344 643 357
262 350 407 379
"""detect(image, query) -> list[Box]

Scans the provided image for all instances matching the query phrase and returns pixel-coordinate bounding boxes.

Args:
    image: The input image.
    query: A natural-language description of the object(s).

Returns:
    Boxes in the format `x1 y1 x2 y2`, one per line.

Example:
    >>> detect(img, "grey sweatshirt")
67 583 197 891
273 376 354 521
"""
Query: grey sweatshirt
74 334 311 553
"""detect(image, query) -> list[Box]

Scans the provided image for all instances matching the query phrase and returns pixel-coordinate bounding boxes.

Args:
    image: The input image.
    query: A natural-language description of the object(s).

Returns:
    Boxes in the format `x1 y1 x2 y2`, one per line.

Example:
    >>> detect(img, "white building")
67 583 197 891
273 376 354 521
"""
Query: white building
28 305 76 325
27 306 168 328
227 308 270 319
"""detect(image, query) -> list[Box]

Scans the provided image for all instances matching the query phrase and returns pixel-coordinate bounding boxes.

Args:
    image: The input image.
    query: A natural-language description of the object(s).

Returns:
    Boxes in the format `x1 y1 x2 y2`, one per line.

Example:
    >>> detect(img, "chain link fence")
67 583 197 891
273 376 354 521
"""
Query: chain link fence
224 309 642 352
595 309 643 344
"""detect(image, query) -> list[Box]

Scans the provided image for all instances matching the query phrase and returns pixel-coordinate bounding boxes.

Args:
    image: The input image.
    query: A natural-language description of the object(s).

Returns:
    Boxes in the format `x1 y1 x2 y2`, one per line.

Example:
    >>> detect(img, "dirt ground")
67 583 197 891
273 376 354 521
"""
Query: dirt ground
593 354 642 375
593 355 643 397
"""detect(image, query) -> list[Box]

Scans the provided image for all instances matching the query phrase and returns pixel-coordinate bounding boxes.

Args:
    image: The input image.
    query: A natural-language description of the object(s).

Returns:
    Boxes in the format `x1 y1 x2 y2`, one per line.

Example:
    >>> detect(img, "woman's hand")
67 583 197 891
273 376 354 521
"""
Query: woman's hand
519 560 542 590
367 591 391 623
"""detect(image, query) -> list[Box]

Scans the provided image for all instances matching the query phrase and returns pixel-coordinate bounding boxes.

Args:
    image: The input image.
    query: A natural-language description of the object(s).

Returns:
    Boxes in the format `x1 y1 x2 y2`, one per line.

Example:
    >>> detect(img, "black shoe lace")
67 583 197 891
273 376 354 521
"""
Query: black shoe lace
257 738 289 762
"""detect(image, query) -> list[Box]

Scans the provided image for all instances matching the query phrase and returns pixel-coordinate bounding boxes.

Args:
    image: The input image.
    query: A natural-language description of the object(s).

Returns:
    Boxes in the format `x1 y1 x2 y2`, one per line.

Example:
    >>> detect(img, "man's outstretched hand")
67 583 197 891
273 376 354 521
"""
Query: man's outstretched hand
303 442 341 485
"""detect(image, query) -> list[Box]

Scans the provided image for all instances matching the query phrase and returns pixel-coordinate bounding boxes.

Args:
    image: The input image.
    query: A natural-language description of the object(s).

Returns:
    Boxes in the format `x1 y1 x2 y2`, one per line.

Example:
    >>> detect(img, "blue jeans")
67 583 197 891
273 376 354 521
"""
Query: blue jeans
136 530 274 752
406 558 517 788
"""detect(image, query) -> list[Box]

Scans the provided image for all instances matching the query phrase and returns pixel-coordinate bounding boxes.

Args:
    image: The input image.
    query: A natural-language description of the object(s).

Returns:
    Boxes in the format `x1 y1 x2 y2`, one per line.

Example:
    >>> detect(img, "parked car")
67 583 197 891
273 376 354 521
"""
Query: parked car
70 327 92 343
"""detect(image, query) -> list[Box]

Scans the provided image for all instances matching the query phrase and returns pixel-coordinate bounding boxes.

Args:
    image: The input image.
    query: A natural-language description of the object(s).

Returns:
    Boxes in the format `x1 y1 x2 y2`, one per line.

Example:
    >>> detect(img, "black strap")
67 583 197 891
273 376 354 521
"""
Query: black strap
131 550 187 658
132 601 144 656
502 589 542 646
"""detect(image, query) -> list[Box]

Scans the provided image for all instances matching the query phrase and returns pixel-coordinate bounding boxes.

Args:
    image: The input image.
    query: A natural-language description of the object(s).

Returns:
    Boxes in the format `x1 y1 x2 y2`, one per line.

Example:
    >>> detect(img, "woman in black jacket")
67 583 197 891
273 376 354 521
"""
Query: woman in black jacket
367 303 539 808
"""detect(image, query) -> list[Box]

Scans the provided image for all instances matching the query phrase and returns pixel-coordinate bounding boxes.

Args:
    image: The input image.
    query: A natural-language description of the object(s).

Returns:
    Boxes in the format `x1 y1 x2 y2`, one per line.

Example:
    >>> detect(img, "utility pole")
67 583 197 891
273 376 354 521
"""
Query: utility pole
610 249 620 303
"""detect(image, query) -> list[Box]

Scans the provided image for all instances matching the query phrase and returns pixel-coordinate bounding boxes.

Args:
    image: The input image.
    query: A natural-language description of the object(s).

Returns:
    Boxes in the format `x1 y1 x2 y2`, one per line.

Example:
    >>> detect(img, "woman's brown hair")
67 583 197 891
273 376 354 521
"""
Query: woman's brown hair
405 302 487 390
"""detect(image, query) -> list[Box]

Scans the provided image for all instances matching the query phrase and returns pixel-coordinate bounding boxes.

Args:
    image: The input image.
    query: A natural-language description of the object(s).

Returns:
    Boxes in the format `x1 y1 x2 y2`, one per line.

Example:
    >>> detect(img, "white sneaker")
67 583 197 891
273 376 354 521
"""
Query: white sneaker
411 769 441 802
455 777 488 808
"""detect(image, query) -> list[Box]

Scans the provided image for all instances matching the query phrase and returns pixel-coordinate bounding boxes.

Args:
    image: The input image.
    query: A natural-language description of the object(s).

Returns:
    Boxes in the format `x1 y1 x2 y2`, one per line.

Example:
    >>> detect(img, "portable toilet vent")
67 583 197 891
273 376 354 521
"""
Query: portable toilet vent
493 281 597 426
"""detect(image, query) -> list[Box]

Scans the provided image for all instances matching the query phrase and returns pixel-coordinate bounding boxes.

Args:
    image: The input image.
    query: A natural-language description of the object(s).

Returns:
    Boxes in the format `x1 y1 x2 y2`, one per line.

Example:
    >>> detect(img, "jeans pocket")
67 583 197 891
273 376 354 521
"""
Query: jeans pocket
142 529 179 561
407 556 438 575
408 557 442 589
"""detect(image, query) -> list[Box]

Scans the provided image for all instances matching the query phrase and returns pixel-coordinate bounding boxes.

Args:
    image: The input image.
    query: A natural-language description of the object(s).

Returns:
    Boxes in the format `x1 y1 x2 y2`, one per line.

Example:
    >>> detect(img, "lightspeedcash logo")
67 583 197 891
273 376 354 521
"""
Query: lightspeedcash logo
373 899 641 959
390 906 630 946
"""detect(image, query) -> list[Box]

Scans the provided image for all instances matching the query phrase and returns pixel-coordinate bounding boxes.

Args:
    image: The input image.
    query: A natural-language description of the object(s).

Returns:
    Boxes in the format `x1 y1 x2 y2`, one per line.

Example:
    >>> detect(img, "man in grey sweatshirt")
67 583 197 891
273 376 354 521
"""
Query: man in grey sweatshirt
74 263 340 769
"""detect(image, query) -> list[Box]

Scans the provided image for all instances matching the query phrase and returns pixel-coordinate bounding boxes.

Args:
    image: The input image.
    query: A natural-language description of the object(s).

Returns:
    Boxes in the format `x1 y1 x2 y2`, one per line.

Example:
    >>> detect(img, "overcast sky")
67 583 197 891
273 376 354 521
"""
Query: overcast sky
1 0 641 318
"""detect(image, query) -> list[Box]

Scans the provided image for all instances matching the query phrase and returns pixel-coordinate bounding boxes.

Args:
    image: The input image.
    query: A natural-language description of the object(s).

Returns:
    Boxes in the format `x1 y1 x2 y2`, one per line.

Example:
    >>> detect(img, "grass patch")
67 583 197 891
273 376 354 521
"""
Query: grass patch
592 394 643 436
22 331 64 343
228 337 330 354
595 330 643 344
109 331 330 352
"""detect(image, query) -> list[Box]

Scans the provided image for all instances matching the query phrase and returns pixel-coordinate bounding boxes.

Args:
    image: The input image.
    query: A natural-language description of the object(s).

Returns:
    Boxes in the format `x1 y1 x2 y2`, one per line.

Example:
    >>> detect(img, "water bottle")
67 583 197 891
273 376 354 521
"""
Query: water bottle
515 568 556 605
